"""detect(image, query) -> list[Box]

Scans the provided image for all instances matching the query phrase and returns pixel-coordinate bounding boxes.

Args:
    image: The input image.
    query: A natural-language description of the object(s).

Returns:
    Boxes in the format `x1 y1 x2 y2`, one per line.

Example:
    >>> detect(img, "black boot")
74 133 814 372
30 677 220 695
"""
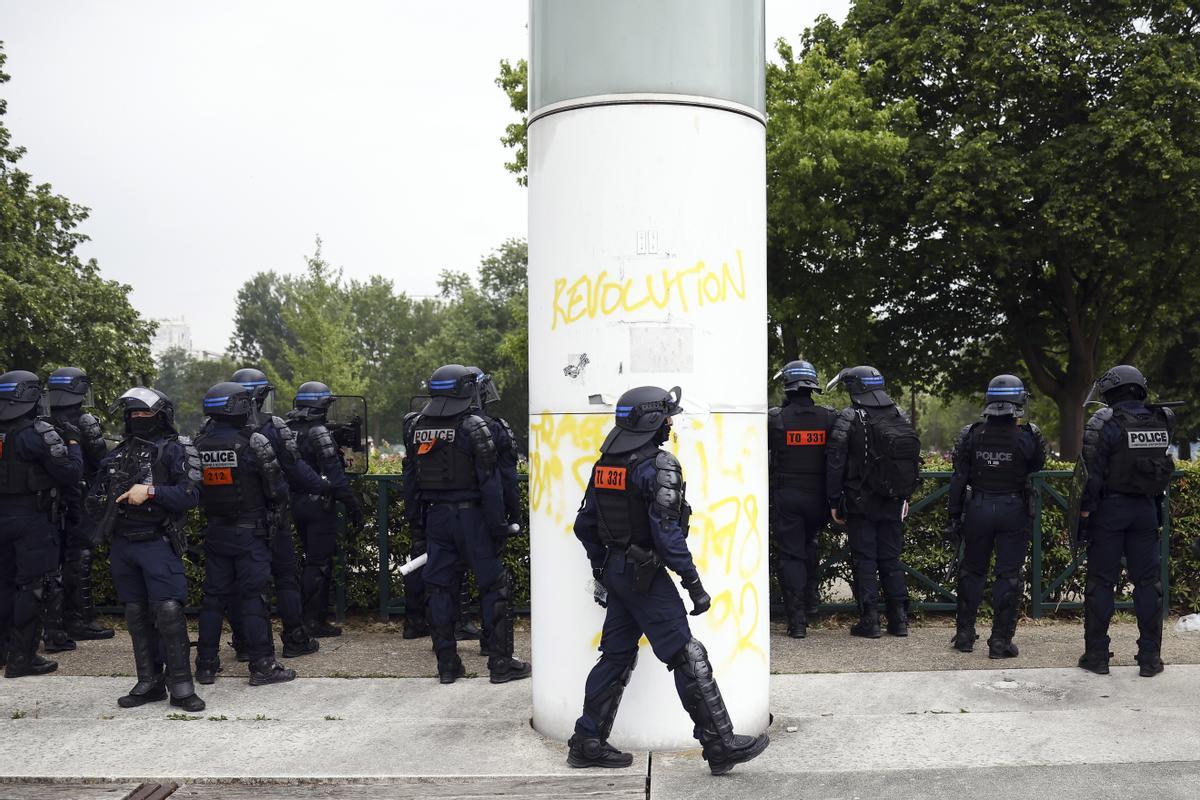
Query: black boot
850 601 880 639
402 616 429 640
1078 650 1112 675
281 625 319 658
455 581 482 641
194 655 221 685
41 572 76 653
805 582 821 619
885 599 909 637
4 589 57 678
249 656 297 686
303 565 342 637
951 589 978 652
437 648 466 684
567 735 634 768
118 602 167 707
1137 653 1164 678
671 639 768 775
63 551 114 640
487 572 531 684
153 600 205 712
782 590 807 639
987 574 1021 659
569 653 636 768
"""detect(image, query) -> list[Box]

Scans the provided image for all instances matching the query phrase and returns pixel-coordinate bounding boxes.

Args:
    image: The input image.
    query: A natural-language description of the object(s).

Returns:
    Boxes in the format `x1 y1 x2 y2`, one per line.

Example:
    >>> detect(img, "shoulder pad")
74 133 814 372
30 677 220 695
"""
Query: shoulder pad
309 424 338 460
955 423 975 445
1161 406 1176 431
496 417 519 457
35 419 68 458
768 407 781 417
79 412 104 440
653 449 684 519
830 409 855 443
463 414 497 467
177 435 202 482
819 404 836 413
249 431 282 474
270 416 301 456
1023 422 1041 436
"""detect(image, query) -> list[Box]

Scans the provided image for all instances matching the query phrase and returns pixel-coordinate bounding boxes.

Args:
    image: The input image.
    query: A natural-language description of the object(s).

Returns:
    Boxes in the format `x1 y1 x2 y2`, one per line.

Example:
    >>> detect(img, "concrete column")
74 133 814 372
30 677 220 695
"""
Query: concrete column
527 0 768 750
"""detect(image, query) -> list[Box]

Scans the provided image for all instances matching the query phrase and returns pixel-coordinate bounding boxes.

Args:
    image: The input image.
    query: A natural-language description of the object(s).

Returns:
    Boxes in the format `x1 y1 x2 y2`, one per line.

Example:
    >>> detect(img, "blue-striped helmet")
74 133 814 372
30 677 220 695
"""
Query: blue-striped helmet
983 374 1027 417
294 381 336 410
0 370 44 421
421 365 475 418
203 382 254 419
775 360 821 392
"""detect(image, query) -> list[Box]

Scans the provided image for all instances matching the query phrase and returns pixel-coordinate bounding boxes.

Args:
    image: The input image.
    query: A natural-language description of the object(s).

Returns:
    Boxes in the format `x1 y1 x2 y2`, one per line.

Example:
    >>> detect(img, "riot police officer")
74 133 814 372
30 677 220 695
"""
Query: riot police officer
1076 365 1175 677
826 367 922 639
568 385 768 774
946 376 1046 657
46 367 114 648
400 409 430 640
286 381 364 638
228 368 324 658
93 388 204 710
768 360 835 638
0 371 82 677
193 383 296 686
402 364 530 684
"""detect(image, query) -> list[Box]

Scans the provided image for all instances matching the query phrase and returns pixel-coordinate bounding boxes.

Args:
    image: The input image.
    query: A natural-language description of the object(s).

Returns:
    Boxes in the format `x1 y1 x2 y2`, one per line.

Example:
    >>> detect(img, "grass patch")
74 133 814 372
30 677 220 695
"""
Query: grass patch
208 715 229 721
11 710 28 720
324 715 343 721
166 713 202 721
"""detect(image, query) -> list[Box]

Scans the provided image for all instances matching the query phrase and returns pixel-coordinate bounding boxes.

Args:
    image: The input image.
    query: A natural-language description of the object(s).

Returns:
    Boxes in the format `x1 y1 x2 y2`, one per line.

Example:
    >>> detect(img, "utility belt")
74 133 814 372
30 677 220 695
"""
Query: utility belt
118 527 166 543
0 491 49 511
605 542 663 595
969 489 1023 498
430 500 480 510
207 514 269 532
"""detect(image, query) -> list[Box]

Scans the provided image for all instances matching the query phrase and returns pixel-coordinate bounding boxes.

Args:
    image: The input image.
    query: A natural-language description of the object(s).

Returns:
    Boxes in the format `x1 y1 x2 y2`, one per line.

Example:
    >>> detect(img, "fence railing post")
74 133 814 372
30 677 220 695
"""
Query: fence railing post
376 478 391 621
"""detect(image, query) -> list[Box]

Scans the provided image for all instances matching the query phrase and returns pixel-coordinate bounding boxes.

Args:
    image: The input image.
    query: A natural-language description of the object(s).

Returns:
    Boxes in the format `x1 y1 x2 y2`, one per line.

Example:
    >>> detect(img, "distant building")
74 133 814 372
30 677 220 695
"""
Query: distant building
151 318 193 358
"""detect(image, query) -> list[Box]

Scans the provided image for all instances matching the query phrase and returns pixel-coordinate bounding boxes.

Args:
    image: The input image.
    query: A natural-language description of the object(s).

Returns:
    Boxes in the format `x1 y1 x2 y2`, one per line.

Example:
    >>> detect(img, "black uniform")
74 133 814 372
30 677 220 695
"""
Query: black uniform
947 417 1045 655
0 415 82 675
1080 400 1174 673
768 395 834 636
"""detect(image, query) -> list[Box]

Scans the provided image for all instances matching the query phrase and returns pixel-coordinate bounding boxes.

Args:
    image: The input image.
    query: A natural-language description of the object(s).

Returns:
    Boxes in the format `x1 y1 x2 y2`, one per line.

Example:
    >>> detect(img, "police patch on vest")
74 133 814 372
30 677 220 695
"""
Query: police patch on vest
200 449 238 485
975 450 1015 466
1128 430 1169 450
415 427 455 455
786 430 826 446
594 465 627 491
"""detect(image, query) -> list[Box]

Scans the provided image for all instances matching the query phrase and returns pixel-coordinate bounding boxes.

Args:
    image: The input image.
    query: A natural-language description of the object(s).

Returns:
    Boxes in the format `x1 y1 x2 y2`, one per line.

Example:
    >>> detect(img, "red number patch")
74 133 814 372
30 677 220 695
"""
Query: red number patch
786 430 826 446
203 467 233 486
594 466 627 490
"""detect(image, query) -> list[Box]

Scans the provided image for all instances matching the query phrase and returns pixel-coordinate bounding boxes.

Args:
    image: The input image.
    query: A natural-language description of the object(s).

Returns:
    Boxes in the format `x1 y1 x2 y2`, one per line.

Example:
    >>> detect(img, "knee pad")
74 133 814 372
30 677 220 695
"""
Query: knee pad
17 577 45 602
668 638 710 677
200 594 225 614
996 570 1022 594
486 570 514 602
1136 576 1164 606
151 599 185 622
43 570 64 590
1084 576 1114 598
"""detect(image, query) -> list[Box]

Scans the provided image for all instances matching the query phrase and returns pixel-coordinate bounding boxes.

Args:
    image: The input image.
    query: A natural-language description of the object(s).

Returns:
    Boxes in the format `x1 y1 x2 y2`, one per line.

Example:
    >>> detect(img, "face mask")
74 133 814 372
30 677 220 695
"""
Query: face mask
652 423 671 446
128 414 161 438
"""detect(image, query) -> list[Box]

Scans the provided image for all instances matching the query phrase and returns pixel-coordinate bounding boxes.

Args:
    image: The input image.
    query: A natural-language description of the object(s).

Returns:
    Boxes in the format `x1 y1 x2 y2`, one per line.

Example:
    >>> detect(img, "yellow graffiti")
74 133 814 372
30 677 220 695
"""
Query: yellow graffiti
550 251 747 330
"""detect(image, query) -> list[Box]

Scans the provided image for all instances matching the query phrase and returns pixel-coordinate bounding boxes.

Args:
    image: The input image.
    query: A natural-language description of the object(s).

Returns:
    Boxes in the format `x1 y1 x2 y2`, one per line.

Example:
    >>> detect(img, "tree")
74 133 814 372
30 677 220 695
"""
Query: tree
0 44 155 402
228 271 295 383
151 347 238 436
813 1 1200 457
495 59 528 186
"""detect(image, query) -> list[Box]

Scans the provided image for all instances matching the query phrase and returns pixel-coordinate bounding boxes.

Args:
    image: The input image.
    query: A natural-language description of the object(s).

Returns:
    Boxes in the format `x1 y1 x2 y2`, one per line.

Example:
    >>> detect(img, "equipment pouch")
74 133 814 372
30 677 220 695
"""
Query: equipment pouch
627 544 662 595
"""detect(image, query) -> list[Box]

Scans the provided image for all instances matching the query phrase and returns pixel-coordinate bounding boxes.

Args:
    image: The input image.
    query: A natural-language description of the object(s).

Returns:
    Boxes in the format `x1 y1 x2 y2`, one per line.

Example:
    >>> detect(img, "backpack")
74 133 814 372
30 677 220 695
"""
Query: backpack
859 407 922 499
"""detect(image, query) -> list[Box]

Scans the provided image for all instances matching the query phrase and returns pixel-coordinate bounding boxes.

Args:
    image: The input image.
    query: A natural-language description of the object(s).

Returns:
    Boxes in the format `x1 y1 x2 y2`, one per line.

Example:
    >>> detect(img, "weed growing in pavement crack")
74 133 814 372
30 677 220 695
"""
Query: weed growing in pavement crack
166 713 202 721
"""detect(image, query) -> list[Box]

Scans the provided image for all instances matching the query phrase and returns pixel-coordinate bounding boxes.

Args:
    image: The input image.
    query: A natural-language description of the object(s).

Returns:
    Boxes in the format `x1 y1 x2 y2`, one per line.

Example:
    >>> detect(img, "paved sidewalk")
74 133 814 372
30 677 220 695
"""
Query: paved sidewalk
3 665 1198 798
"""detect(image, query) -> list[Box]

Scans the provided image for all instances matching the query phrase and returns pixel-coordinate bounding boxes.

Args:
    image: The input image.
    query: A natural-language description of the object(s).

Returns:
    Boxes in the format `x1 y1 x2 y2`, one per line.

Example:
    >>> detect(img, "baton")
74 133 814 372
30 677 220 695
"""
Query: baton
399 553 427 576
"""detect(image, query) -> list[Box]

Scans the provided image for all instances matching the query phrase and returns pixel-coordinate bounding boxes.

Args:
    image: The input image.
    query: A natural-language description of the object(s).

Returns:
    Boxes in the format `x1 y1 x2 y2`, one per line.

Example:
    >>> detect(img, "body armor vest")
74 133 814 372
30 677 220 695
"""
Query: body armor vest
0 418 53 496
592 445 655 550
195 426 267 517
968 423 1027 493
1104 407 1173 496
771 404 833 491
413 414 478 493
113 439 173 534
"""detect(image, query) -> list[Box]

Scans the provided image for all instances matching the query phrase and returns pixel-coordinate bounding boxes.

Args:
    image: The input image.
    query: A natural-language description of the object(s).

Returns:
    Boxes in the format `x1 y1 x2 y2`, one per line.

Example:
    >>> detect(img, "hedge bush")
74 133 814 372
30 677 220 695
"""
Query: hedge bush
92 459 1200 616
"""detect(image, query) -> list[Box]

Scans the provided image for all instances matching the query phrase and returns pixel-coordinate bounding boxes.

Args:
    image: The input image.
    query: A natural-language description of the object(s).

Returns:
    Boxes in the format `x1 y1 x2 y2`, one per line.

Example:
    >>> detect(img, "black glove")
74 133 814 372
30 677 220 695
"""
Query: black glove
682 574 711 616
592 566 604 583
55 420 82 443
943 516 962 547
410 528 426 557
1076 514 1091 545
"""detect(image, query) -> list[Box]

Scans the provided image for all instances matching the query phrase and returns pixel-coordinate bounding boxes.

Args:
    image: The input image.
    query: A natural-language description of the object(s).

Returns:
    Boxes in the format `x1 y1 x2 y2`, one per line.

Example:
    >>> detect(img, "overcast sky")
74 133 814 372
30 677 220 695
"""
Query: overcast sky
2 1 849 354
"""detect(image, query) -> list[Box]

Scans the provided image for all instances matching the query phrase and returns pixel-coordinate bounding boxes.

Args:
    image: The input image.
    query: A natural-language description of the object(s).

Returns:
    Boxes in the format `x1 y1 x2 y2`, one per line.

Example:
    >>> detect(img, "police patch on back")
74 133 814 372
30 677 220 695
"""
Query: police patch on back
414 426 455 454
1127 429 1169 450
200 448 238 485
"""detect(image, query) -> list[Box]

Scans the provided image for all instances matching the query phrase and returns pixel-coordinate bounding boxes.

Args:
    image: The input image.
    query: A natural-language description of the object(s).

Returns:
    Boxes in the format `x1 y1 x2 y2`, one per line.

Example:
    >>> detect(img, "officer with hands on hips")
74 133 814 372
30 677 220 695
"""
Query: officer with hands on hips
45 367 114 647
0 370 82 678
403 364 531 684
946 375 1046 657
93 387 204 711
768 360 835 638
286 381 365 639
568 385 769 775
1075 365 1175 678
193 383 296 687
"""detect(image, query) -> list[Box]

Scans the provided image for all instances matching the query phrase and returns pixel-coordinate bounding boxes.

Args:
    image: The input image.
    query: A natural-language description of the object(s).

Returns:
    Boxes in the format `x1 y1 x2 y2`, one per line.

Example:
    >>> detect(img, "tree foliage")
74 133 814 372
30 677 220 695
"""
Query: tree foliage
0 44 155 402
495 59 528 186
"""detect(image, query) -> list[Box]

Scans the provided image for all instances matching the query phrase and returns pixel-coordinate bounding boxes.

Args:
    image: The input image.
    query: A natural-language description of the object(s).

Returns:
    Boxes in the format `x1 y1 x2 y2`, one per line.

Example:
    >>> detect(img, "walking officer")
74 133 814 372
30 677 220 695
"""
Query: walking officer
93 387 204 711
1075 365 1175 677
45 367 114 649
0 370 82 677
400 409 430 640
946 375 1046 657
768 360 835 638
402 364 530 684
568 385 769 775
193 383 296 686
826 367 922 639
229 367 323 658
286 381 364 638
